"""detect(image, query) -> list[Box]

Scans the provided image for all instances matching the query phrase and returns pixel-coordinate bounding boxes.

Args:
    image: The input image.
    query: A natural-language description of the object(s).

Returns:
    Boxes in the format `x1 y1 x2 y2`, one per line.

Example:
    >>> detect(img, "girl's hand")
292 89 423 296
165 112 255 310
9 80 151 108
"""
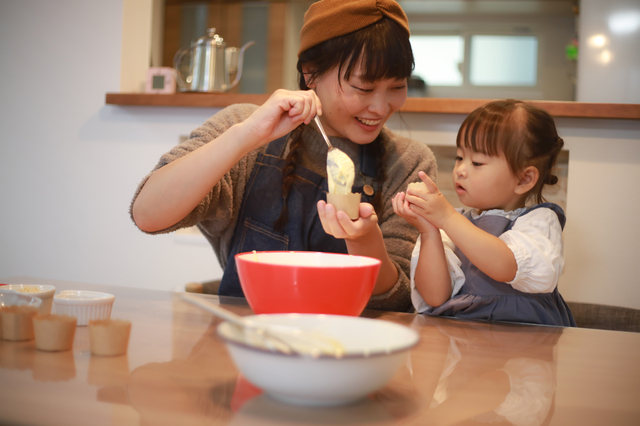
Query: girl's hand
317 200 379 241
405 172 458 229
392 192 438 235
240 89 321 150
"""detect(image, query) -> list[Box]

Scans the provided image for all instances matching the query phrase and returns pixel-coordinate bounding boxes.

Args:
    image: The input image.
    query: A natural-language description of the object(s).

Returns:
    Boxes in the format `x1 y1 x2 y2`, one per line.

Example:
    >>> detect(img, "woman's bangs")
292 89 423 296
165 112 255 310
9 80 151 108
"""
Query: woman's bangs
359 38 413 82
342 20 414 83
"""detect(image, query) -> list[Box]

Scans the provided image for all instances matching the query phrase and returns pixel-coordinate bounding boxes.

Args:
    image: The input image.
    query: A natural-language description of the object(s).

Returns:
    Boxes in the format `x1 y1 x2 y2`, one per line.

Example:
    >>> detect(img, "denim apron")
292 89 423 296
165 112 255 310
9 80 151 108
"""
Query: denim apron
429 203 576 327
218 133 379 297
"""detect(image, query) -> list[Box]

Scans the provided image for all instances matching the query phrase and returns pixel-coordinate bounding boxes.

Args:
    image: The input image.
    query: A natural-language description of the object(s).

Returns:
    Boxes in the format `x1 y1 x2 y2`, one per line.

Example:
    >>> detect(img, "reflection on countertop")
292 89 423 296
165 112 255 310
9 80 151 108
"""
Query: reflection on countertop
1 278 639 426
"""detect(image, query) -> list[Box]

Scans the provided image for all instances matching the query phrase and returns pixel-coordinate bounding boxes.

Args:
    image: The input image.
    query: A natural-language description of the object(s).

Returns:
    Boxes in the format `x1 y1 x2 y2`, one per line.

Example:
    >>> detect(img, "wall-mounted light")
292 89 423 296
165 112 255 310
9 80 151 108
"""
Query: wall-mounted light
608 12 640 35
588 35 607 48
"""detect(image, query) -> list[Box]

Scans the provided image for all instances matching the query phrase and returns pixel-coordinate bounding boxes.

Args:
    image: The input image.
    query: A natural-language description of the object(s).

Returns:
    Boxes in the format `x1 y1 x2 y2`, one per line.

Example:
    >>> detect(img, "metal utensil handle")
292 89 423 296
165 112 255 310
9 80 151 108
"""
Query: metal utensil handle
314 115 333 150
181 293 248 328
181 293 293 354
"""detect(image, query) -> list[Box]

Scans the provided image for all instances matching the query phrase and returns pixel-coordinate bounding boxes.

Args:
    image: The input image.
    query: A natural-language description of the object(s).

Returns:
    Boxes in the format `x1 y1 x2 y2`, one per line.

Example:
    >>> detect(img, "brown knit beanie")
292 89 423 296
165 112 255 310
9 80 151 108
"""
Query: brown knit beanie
298 0 410 57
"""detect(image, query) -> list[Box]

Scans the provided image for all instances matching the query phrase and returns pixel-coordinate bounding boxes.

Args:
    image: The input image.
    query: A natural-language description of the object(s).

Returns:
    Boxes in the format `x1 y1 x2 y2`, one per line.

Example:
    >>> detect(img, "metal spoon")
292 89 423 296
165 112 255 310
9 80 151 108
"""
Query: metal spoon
314 115 355 194
181 293 345 358
314 115 333 151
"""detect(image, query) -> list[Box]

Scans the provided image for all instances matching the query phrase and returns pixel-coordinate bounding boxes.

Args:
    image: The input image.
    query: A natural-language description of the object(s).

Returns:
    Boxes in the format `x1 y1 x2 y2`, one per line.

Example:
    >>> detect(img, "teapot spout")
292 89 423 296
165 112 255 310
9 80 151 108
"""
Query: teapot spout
226 41 256 91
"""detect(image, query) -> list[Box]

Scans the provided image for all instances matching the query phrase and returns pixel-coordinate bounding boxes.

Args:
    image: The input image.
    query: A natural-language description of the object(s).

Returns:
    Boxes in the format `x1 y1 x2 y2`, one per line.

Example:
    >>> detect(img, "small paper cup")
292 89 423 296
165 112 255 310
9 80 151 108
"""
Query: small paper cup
0 305 38 341
326 192 361 220
89 319 132 356
33 314 77 351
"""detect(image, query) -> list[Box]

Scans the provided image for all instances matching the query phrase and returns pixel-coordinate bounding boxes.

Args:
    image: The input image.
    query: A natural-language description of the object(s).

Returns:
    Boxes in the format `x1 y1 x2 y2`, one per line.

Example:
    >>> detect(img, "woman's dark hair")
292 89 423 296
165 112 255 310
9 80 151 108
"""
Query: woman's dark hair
297 17 414 89
274 17 414 230
456 99 564 204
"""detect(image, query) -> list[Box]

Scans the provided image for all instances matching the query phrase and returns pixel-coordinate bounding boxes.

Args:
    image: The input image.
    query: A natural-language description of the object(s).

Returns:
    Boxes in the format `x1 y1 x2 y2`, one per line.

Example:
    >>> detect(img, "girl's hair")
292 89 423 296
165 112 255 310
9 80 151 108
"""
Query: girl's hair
456 99 564 204
274 18 414 230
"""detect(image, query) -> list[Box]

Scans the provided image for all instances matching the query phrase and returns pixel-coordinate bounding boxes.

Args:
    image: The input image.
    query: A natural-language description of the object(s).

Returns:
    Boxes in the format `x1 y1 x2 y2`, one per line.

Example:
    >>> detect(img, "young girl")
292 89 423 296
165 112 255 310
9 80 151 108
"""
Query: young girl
130 0 437 312
393 100 575 326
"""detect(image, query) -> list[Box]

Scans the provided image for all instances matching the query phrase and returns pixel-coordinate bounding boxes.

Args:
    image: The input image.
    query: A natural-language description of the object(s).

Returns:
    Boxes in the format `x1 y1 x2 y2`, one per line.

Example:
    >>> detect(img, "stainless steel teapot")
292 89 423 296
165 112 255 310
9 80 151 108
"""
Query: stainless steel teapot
173 28 255 93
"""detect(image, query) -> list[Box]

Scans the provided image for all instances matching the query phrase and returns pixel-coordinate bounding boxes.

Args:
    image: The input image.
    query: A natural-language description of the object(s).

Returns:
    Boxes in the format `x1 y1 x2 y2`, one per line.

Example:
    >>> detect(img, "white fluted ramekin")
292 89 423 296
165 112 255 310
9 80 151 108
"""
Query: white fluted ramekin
54 291 115 326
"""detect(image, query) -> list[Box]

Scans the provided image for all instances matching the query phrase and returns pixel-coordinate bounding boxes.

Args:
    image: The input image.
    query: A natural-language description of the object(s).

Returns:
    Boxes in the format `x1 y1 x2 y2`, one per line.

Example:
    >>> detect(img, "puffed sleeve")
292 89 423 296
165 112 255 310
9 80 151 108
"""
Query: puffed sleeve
501 208 564 293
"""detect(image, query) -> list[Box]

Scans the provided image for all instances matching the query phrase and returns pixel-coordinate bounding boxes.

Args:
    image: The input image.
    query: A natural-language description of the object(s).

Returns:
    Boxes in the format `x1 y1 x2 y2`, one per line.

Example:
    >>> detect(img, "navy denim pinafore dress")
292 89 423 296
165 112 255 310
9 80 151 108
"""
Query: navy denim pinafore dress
429 203 576 327
218 133 379 297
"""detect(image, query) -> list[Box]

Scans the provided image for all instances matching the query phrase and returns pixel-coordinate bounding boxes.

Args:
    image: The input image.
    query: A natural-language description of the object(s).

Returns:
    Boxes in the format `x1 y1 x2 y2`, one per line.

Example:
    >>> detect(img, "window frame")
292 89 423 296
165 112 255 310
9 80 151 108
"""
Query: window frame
410 28 546 99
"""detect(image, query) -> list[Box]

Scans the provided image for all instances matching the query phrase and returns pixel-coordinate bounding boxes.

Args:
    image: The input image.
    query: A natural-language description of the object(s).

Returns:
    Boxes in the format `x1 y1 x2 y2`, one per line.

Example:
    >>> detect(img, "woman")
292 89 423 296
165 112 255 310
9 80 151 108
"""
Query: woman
131 0 437 312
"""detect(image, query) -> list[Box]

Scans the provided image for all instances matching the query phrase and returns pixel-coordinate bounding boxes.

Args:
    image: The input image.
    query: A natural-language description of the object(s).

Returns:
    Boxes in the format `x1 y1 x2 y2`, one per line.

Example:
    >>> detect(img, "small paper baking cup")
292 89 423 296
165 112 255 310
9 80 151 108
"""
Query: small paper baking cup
0 305 38 341
327 192 361 220
33 314 77 351
54 291 115 326
89 319 132 356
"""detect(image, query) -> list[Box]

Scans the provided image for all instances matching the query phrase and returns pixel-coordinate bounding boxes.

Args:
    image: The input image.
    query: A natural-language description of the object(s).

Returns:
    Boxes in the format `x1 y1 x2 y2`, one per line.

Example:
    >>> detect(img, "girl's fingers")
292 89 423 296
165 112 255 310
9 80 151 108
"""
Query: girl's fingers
392 194 402 215
418 171 439 193
392 193 419 220
392 193 407 216
405 194 423 206
405 195 429 215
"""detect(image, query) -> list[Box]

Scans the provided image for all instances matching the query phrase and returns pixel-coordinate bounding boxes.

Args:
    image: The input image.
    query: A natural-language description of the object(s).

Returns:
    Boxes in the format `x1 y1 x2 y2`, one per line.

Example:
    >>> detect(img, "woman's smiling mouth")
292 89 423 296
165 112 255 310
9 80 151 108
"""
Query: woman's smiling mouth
356 117 382 126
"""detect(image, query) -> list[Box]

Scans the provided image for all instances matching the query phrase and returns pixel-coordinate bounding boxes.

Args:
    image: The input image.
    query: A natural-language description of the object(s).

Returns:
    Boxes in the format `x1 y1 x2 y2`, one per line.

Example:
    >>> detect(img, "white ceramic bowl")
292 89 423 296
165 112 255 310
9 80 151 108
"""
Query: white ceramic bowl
0 291 43 310
1 284 55 315
54 291 115 326
217 314 419 407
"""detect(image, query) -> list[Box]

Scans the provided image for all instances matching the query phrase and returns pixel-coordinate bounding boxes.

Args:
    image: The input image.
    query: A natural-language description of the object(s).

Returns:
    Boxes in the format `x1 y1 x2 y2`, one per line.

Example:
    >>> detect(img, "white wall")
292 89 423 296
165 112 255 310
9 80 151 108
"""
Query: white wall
1 0 639 310
577 0 640 102
0 0 224 292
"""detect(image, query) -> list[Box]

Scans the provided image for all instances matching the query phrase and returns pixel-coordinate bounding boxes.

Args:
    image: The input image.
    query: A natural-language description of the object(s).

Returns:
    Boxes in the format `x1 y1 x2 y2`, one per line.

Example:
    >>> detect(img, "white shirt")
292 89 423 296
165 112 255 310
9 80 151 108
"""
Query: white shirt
411 207 564 314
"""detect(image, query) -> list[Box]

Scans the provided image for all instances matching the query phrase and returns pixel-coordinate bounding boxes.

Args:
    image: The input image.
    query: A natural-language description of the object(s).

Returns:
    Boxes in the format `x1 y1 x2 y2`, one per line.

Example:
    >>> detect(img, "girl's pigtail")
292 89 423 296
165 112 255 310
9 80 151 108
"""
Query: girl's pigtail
542 136 564 187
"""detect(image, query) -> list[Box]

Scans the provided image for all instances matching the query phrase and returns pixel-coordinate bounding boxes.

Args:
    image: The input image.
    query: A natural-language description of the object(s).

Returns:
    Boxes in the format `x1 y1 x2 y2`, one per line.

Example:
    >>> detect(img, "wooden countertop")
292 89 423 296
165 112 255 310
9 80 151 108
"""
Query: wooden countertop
105 93 640 120
1 277 639 425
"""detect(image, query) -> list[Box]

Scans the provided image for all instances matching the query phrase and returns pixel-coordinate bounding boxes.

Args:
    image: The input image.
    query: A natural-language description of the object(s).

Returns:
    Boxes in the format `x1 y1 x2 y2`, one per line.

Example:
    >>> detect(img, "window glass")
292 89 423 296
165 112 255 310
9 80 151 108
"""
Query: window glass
470 36 538 86
410 36 464 86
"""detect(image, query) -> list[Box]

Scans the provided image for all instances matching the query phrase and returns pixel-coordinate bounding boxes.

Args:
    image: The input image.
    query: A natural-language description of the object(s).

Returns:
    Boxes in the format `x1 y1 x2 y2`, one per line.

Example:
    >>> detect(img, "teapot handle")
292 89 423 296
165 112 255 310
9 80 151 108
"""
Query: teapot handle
227 41 256 91
173 47 192 91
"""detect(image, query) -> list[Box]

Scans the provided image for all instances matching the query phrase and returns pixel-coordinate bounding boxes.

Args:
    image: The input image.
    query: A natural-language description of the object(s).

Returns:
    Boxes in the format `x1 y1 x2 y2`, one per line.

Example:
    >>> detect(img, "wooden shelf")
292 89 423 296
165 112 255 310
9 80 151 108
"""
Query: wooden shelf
105 93 640 120
105 92 270 108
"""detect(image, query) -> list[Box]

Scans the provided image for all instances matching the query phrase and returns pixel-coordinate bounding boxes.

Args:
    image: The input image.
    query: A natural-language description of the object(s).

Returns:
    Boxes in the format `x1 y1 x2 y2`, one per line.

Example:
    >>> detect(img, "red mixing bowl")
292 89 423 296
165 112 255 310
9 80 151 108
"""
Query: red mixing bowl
235 251 381 316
